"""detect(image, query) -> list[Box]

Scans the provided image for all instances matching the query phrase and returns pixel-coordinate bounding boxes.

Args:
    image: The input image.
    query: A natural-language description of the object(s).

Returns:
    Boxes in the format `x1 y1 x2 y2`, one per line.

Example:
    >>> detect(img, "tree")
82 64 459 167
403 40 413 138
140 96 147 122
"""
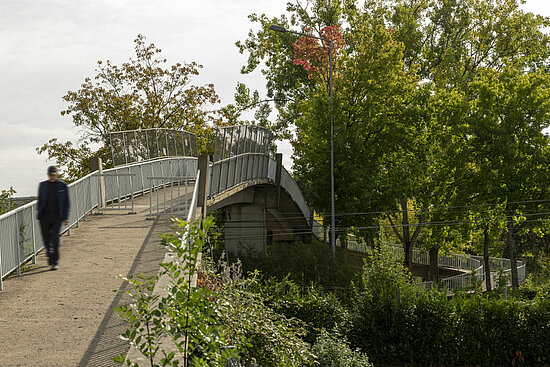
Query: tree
453 65 550 288
0 187 16 215
238 0 550 281
38 34 222 180
291 21 419 245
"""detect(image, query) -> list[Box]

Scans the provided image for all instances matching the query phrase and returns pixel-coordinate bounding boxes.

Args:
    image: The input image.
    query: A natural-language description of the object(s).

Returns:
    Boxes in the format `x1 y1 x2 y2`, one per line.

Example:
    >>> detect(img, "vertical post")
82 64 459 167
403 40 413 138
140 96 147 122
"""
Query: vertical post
31 208 37 264
165 130 170 157
155 130 161 158
181 131 187 156
0 241 3 290
275 153 283 208
329 39 336 257
177 180 181 214
224 128 234 190
15 212 21 276
197 155 211 219
122 133 128 165
185 179 189 217
210 130 218 197
129 167 136 214
148 179 153 220
145 130 151 160
234 126 241 185
90 157 106 211
217 129 226 194
109 132 116 167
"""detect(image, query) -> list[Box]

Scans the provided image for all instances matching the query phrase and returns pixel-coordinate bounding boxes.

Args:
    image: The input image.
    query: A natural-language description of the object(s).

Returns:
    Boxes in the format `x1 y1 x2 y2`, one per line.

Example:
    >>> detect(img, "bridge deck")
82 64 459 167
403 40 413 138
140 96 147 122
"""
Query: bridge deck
0 193 185 367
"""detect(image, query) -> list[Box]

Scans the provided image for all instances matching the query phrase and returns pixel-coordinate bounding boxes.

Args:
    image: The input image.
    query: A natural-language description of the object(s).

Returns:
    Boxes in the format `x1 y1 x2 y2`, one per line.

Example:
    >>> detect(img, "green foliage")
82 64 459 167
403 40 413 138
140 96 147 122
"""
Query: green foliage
522 252 550 300
237 0 550 286
253 277 350 344
348 249 550 366
0 187 16 215
225 240 361 290
117 217 342 367
312 332 372 367
115 218 236 367
38 34 223 180
360 243 412 300
215 268 315 367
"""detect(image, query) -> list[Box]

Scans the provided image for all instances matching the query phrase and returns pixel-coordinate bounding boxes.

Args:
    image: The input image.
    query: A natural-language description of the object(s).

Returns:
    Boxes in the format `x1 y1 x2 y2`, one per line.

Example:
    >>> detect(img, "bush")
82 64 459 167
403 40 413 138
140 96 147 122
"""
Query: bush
312 332 372 367
347 245 550 366
257 277 350 344
224 240 362 290
214 266 315 367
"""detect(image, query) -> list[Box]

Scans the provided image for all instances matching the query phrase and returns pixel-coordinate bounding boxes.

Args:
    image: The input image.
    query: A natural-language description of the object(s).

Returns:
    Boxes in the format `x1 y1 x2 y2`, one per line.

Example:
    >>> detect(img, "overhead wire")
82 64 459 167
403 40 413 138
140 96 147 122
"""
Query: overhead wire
319 197 550 218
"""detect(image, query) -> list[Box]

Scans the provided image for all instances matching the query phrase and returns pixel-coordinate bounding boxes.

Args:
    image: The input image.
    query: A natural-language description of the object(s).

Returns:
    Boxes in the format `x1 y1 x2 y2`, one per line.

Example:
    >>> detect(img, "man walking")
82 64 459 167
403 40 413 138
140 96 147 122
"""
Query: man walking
37 166 70 270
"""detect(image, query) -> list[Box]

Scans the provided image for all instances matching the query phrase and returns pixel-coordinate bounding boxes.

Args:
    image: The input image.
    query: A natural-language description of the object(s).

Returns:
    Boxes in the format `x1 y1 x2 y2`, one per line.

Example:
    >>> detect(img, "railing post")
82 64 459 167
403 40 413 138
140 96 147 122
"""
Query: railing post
275 153 282 208
197 155 211 219
74 183 79 228
0 218 4 289
31 209 37 264
128 167 136 214
15 212 21 277
90 157 106 210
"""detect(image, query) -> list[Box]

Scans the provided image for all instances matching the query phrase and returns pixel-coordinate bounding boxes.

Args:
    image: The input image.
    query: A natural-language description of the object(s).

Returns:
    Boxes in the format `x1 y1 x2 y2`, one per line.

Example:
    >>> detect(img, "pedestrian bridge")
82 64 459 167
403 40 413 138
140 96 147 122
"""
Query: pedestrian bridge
0 125 526 365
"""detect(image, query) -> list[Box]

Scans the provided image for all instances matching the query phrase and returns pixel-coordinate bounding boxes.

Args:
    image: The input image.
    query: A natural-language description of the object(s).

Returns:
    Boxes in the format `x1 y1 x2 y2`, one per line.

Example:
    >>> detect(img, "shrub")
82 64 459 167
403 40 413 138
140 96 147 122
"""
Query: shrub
312 332 372 367
215 269 315 367
347 245 550 366
224 240 362 290
115 218 236 367
257 277 350 344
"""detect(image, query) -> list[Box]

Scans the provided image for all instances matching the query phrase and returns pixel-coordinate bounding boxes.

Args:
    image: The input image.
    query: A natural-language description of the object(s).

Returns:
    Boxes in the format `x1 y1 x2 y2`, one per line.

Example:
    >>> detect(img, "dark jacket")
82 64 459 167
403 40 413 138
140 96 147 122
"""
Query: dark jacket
37 180 70 220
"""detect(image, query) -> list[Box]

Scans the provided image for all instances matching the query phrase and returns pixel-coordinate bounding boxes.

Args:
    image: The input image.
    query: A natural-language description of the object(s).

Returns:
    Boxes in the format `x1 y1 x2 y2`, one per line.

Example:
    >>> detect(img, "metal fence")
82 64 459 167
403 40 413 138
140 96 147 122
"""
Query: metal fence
350 241 526 293
0 157 197 291
209 125 273 196
212 125 272 161
110 128 198 167
209 153 272 196
146 176 196 219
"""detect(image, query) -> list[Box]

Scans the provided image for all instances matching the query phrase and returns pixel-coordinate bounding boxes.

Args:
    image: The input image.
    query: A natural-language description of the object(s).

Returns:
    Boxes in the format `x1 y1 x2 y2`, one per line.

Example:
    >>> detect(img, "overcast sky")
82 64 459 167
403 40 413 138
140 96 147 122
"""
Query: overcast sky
1 0 549 196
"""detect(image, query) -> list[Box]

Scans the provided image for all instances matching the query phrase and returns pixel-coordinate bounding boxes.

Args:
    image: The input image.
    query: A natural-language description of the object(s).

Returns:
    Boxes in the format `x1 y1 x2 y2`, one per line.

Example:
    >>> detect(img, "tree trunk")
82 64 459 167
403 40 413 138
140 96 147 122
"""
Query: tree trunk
388 198 423 272
506 209 519 289
429 247 439 284
483 226 492 292
400 198 413 270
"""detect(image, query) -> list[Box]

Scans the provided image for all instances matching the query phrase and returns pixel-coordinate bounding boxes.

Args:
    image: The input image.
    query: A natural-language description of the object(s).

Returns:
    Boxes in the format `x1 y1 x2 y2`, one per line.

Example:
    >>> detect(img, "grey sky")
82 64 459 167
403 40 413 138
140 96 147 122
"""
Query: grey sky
1 0 549 195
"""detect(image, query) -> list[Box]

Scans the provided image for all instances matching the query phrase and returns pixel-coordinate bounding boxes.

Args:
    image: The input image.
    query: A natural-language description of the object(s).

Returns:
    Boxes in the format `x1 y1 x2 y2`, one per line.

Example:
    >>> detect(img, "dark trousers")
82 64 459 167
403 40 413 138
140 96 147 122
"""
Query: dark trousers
39 214 61 266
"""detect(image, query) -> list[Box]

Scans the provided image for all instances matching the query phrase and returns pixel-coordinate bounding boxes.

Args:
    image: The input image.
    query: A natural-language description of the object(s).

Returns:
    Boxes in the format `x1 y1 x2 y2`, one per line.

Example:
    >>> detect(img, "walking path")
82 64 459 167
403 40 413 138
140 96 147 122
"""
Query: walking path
0 194 178 367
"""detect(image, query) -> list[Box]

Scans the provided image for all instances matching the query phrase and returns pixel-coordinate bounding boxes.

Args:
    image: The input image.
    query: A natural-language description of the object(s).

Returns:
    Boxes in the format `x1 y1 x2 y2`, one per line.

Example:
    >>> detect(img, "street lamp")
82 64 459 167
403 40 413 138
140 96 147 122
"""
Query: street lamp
269 24 336 256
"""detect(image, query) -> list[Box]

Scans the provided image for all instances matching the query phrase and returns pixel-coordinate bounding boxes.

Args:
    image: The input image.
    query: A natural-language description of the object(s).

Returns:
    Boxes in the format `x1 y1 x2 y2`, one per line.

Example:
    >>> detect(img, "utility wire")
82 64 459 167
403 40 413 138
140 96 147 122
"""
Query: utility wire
319 198 550 218
218 215 550 241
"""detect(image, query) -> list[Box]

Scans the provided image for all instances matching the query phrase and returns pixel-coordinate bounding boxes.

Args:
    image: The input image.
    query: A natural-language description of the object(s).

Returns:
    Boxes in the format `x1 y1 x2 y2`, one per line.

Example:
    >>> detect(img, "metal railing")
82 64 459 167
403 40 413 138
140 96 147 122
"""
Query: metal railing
0 157 197 291
110 128 198 167
208 153 311 225
209 153 271 196
146 176 196 219
348 241 526 293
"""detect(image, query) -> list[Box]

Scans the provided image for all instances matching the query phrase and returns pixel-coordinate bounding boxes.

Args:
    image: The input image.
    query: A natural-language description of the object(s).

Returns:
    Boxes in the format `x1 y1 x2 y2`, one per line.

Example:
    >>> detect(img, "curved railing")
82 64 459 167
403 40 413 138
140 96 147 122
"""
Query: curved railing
208 152 311 225
0 157 197 291
345 240 525 293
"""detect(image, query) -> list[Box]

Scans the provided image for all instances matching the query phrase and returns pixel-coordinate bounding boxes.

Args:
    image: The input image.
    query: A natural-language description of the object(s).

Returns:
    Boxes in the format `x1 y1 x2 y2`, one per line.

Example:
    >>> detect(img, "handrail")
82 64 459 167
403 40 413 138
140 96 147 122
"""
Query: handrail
0 156 197 290
351 241 526 293
208 152 311 225
187 170 200 223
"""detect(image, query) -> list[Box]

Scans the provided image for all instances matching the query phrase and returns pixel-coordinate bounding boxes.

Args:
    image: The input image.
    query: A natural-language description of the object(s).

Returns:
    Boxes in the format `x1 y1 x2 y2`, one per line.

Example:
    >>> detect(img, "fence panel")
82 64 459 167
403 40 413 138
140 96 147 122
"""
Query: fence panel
0 157 197 290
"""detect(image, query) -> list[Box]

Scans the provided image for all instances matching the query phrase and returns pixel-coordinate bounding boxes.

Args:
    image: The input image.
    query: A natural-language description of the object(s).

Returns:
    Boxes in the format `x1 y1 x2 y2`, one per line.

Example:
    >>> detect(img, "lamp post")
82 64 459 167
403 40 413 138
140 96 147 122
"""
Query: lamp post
269 24 336 256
